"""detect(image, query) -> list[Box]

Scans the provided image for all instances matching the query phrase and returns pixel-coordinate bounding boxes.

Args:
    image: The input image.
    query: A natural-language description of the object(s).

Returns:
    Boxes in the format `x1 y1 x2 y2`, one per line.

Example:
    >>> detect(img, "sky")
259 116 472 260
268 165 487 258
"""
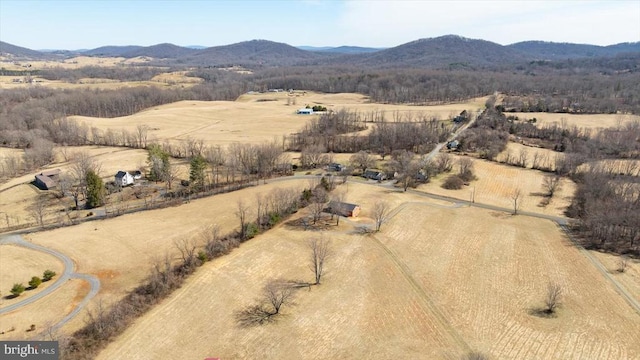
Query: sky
1 0 639 50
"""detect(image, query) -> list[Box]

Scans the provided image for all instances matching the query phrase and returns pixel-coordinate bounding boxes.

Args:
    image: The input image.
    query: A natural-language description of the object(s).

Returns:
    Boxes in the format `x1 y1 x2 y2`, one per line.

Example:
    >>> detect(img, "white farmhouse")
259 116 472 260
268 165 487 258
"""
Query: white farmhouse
115 171 134 187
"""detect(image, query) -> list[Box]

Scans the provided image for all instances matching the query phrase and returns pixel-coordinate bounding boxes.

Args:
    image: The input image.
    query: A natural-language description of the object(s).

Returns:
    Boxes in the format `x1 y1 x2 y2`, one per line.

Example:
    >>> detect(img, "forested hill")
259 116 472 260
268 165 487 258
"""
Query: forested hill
2 35 639 70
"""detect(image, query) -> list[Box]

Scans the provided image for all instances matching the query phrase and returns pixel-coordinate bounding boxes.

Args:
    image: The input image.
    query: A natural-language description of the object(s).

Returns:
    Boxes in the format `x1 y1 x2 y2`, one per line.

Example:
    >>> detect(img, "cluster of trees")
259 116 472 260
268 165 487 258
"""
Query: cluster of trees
457 108 510 160
8 270 55 297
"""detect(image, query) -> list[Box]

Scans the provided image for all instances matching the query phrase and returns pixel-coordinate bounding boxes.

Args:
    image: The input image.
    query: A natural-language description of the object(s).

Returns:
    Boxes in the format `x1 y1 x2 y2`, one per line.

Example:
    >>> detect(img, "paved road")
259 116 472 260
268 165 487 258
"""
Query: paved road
0 234 101 329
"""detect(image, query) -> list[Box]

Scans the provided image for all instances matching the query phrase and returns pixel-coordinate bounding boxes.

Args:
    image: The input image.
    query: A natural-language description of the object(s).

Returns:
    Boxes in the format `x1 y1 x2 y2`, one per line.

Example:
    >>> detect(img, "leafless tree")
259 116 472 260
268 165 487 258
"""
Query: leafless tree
373 200 390 232
511 188 522 215
349 150 375 173
310 187 328 224
435 153 453 173
309 236 331 285
236 199 250 240
617 256 629 273
174 237 198 270
301 144 328 169
236 279 295 326
71 150 101 203
29 195 48 227
517 148 529 168
136 124 149 148
544 282 562 314
390 150 418 191
542 174 562 198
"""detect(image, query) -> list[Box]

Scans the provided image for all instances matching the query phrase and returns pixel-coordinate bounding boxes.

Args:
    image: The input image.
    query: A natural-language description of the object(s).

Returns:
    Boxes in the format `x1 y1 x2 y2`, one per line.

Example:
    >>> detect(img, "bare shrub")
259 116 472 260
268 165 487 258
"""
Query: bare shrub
442 175 465 190
617 256 629 273
236 279 295 327
458 157 476 182
544 282 562 314
542 174 562 198
435 153 453 173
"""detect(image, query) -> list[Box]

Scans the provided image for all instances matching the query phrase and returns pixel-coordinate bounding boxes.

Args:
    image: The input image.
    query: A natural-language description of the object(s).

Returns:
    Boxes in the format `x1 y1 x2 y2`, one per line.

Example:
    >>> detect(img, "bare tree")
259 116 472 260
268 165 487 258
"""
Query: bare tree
236 200 250 240
435 153 453 173
136 124 149 149
310 187 327 224
511 189 522 215
542 174 562 198
617 256 629 273
236 279 295 326
544 282 562 314
174 237 198 270
517 148 529 168
390 150 418 191
349 150 376 173
309 237 331 285
29 195 48 227
373 200 390 232
71 151 101 203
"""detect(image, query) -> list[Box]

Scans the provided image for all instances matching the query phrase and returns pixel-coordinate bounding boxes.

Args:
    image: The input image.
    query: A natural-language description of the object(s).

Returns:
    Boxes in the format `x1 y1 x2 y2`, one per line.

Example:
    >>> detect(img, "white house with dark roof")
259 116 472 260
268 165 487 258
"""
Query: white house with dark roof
115 171 134 187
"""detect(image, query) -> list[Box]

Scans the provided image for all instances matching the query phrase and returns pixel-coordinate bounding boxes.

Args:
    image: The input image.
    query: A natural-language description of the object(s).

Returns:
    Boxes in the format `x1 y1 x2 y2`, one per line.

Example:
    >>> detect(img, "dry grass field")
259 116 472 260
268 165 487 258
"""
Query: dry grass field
419 155 575 217
497 142 563 171
510 112 640 130
71 93 487 149
97 183 640 359
0 245 63 307
3 178 309 335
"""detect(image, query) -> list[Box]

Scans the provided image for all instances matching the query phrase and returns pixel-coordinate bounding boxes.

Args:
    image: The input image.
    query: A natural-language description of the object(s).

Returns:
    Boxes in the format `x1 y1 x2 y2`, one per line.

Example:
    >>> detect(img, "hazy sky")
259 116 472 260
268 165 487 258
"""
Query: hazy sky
1 0 639 49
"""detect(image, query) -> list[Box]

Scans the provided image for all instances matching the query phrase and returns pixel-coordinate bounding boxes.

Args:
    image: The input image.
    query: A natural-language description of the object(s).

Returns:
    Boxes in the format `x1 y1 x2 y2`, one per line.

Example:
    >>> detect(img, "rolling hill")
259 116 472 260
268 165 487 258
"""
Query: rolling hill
82 45 144 57
120 43 197 59
0 41 47 59
508 40 640 60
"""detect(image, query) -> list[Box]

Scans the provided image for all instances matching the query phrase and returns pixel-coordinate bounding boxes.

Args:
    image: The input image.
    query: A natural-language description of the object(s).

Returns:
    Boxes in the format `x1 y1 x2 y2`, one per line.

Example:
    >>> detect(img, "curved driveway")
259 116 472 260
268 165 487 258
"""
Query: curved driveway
0 233 100 329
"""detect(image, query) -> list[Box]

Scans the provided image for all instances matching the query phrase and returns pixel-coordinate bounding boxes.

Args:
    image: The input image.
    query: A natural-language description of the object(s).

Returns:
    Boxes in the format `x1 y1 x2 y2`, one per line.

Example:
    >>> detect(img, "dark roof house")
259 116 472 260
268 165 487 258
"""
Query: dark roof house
34 169 61 190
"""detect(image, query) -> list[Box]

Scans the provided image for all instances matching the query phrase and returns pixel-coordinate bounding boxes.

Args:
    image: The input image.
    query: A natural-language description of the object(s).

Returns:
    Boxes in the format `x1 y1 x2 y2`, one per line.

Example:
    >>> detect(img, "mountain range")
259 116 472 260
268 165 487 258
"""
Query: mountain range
1 35 639 70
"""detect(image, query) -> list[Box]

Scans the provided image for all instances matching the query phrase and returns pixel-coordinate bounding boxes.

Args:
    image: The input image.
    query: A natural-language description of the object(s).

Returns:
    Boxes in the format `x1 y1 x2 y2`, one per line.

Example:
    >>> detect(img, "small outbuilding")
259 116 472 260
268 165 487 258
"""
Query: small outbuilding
34 169 61 190
297 108 314 115
115 171 134 187
327 201 361 217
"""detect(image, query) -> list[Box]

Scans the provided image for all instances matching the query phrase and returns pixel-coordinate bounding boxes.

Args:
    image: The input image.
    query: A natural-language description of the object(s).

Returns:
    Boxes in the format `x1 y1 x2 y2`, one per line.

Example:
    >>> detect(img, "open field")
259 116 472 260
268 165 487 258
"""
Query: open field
0 245 64 307
0 279 88 340
0 56 152 71
589 251 640 304
70 93 487 148
420 155 575 217
4 178 309 336
510 112 640 130
97 183 640 359
497 142 563 171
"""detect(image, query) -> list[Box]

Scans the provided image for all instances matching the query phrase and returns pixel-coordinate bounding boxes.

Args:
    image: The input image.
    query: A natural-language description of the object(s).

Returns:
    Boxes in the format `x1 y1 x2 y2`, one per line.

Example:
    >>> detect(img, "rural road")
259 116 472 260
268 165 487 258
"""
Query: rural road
0 233 101 330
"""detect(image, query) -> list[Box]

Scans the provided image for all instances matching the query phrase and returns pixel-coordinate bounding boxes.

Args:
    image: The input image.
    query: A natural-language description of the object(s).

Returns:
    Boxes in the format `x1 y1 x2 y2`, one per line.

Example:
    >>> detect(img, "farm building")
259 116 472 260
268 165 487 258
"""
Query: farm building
115 171 135 187
132 170 143 180
327 163 346 172
327 201 361 217
363 169 387 181
34 169 61 190
297 108 314 115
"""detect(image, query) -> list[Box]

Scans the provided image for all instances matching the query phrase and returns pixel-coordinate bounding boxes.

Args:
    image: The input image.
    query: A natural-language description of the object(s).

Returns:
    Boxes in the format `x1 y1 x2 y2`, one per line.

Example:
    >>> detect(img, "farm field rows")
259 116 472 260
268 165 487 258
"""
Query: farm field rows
97 183 640 359
381 203 640 359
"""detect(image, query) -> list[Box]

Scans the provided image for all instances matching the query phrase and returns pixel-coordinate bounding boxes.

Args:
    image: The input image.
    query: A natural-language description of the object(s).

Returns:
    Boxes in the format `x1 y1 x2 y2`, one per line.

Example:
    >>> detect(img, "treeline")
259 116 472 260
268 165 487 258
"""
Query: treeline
287 109 450 155
455 104 639 255
38 66 167 82
248 66 640 114
0 78 245 148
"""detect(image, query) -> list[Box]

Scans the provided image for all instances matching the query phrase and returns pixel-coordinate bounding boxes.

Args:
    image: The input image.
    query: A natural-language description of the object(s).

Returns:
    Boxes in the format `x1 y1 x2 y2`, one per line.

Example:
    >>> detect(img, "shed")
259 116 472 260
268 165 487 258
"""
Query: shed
327 201 361 217
115 171 134 187
297 108 314 115
34 169 61 190
132 170 143 180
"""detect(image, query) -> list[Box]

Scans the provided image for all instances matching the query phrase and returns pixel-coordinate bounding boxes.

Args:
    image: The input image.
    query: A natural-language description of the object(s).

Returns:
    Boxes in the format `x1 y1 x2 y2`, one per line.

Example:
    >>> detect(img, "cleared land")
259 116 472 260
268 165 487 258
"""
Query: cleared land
71 93 487 148
509 112 640 130
98 184 640 359
0 245 64 307
419 155 575 217
10 178 309 335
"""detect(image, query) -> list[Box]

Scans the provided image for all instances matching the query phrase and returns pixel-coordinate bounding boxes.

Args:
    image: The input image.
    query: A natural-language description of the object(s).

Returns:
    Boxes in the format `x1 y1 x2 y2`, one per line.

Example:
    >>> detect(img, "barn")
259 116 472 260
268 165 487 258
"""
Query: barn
327 201 361 217
297 108 314 115
34 169 61 190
